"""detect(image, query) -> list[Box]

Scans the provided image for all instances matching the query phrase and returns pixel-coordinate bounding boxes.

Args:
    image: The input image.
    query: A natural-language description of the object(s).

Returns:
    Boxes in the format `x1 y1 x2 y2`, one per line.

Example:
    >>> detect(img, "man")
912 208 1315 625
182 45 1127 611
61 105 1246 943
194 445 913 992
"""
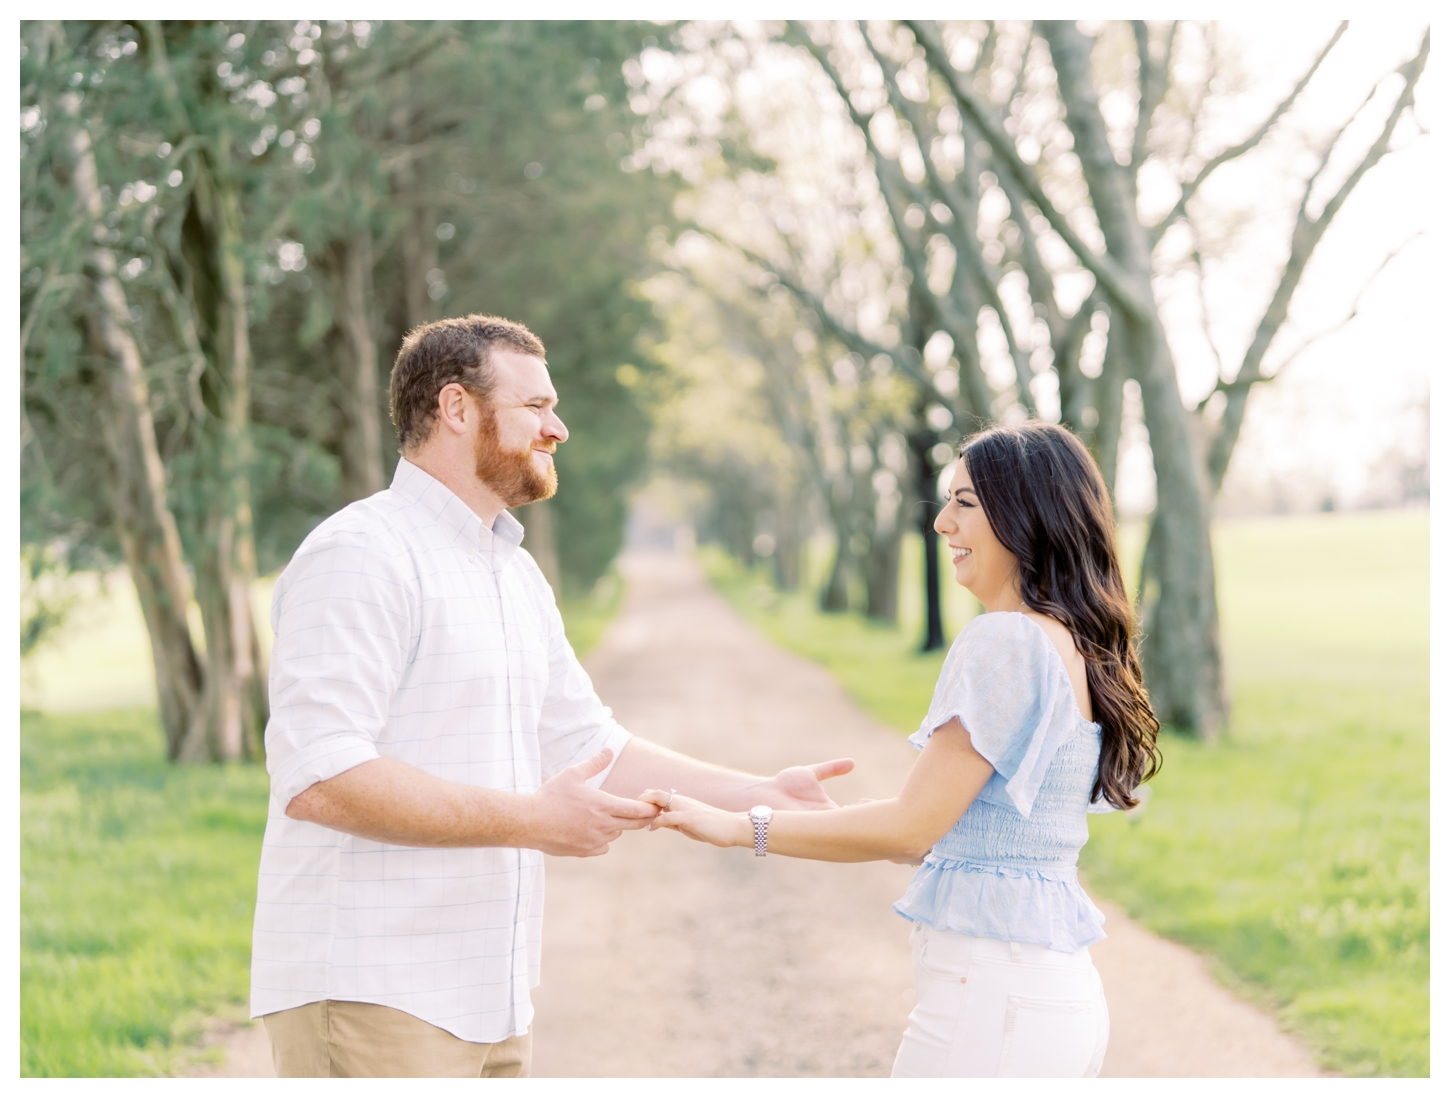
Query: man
251 315 853 1077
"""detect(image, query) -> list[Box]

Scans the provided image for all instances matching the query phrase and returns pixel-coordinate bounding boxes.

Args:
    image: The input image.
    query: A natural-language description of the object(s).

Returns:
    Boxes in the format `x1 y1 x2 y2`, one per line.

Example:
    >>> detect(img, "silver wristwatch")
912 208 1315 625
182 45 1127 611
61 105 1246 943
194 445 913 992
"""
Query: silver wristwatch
749 805 773 857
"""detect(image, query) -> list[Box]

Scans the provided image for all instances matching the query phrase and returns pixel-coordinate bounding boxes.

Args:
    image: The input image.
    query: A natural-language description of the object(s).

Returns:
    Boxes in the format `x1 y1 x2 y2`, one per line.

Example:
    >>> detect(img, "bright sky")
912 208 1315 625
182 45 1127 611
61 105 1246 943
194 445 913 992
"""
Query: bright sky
1116 17 1434 514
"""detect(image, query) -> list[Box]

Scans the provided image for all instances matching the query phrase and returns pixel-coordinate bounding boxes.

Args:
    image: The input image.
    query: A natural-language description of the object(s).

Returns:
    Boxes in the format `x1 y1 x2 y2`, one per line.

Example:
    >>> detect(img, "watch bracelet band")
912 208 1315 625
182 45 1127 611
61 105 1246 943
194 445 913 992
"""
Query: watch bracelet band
753 813 769 856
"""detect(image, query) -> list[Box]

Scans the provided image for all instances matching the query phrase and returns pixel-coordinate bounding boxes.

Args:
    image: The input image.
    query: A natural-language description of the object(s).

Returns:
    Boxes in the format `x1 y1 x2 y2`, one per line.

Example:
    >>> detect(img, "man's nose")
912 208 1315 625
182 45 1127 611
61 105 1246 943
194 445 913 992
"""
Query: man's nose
543 409 568 443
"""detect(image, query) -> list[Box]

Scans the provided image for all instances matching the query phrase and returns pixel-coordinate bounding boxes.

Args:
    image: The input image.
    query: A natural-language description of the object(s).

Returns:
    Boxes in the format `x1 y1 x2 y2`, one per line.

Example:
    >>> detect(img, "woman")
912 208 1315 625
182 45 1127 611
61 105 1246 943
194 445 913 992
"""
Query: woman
648 422 1161 1078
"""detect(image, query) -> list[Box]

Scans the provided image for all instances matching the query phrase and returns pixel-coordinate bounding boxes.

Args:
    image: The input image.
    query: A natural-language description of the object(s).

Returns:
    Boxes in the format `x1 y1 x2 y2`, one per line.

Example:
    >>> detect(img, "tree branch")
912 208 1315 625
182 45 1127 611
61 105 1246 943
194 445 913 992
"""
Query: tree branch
907 19 1152 323
859 24 1037 416
1130 20 1177 174
1150 21 1347 246
788 22 1016 416
1204 26 1429 491
691 225 931 391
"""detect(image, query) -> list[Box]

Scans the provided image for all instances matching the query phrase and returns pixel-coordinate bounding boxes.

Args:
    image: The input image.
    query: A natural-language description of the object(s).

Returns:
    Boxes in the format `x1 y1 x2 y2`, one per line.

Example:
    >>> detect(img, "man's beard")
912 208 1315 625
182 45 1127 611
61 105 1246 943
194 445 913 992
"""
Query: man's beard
474 404 558 507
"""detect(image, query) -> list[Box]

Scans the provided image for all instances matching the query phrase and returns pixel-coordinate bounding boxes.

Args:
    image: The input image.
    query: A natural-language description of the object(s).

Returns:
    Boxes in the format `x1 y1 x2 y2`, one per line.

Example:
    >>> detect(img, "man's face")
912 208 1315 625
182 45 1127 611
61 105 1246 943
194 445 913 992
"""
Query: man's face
473 349 569 508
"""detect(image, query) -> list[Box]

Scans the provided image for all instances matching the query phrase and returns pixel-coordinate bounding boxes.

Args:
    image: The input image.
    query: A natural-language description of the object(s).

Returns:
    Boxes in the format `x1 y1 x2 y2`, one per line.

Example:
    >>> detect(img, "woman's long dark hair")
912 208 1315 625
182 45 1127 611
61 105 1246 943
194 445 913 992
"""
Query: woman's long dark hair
962 422 1160 809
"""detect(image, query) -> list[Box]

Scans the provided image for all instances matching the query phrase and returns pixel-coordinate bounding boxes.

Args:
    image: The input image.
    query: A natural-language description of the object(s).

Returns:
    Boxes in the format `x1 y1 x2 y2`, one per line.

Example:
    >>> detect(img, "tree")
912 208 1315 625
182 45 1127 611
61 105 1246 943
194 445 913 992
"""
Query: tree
21 20 674 762
633 19 1429 733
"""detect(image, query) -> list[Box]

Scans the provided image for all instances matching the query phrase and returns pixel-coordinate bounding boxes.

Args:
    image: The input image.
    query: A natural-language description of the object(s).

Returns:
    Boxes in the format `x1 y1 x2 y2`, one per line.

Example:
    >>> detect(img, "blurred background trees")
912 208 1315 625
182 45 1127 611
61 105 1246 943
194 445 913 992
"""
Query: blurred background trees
20 19 1429 753
633 20 1427 736
21 19 669 760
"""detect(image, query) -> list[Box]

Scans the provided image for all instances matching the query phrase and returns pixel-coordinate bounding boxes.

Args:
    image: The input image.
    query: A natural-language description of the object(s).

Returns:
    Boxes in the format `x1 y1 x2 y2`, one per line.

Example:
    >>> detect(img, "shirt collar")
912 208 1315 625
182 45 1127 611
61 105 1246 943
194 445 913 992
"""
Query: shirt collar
391 458 526 554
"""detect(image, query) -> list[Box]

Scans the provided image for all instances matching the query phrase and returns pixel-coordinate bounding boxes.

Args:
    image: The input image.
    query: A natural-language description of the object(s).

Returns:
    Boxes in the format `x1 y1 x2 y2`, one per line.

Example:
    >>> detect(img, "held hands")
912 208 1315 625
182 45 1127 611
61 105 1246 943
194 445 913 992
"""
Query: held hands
641 790 751 849
532 747 660 858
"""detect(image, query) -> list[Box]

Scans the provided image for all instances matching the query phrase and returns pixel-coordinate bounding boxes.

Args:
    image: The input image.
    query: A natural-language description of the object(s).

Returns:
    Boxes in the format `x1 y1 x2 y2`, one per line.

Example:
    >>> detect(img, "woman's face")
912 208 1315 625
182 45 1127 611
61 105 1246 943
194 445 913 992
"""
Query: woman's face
934 459 1021 608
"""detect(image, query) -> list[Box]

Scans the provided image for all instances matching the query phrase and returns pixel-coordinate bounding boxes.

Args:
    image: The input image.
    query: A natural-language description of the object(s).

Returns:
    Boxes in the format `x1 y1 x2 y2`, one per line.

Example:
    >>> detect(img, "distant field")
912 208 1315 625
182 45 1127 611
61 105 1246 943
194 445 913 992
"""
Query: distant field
18 573 620 1077
705 508 1429 1077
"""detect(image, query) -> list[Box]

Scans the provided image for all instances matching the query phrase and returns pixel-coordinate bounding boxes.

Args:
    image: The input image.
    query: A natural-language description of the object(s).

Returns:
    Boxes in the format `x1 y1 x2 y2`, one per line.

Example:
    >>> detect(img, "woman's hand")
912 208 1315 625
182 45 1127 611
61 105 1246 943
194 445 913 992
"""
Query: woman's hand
642 790 751 849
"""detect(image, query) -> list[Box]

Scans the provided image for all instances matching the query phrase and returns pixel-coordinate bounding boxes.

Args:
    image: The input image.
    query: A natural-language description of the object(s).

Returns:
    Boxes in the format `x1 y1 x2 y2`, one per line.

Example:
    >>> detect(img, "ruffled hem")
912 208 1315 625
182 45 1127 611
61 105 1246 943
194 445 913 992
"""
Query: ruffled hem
892 858 1106 953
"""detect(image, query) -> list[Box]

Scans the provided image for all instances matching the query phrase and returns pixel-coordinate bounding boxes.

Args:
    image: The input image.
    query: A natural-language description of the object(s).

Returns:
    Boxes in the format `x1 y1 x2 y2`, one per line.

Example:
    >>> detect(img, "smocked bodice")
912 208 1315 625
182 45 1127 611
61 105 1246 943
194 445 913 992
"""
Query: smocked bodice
892 612 1112 953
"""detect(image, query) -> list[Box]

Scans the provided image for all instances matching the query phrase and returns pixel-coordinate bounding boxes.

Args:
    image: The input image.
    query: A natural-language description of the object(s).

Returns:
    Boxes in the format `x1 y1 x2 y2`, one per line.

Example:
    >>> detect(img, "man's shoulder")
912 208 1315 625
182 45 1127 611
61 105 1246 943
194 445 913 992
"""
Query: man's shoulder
296 491 413 556
280 491 427 593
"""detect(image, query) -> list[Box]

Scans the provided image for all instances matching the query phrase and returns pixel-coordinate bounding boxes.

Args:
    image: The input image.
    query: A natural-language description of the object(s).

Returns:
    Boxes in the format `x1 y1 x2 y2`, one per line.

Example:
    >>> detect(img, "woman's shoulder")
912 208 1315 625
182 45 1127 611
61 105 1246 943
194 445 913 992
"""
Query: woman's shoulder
952 610 1054 659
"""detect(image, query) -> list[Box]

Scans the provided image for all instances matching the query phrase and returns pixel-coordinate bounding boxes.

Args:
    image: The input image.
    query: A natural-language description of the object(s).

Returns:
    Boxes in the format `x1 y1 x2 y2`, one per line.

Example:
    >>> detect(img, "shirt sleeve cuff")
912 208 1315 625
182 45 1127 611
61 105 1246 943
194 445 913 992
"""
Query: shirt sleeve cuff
271 735 382 807
583 725 633 789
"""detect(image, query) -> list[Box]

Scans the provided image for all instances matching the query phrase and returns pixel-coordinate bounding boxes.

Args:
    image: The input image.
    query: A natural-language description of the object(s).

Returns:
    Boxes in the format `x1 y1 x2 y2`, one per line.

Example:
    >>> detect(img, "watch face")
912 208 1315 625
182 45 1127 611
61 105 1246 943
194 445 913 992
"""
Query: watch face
750 806 772 821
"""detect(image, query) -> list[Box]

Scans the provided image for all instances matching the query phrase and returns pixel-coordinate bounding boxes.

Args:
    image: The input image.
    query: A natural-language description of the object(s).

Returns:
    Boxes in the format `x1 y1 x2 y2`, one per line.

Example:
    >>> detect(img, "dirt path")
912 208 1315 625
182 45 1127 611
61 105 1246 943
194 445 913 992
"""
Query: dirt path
201 548 1324 1077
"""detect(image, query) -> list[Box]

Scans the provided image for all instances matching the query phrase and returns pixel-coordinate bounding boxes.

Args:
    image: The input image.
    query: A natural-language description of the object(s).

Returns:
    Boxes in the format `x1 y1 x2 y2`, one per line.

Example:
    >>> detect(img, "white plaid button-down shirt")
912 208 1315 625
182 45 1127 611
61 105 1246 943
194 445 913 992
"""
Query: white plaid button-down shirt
249 458 631 1042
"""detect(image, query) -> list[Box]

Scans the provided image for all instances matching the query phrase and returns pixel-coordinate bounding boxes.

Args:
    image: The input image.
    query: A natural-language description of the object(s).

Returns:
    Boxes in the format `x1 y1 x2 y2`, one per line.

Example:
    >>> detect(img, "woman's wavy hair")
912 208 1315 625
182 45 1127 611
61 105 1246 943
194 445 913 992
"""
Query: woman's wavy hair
961 422 1160 809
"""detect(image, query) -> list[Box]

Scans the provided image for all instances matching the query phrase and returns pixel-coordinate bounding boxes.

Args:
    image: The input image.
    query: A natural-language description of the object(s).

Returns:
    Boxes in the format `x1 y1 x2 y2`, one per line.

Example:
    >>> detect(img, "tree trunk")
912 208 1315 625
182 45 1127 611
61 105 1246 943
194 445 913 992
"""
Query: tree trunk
1091 307 1129 501
145 20 268 762
331 229 385 502
180 159 268 763
1040 21 1226 736
516 499 562 595
911 427 945 651
818 508 853 613
772 493 804 592
390 100 438 334
864 527 902 624
70 120 205 759
1126 314 1226 736
399 201 438 332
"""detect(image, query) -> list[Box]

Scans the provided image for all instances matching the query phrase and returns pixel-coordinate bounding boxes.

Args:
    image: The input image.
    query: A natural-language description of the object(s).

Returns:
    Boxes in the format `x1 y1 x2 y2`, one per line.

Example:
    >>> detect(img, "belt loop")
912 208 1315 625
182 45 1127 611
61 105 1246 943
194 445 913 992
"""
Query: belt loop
1010 941 1022 963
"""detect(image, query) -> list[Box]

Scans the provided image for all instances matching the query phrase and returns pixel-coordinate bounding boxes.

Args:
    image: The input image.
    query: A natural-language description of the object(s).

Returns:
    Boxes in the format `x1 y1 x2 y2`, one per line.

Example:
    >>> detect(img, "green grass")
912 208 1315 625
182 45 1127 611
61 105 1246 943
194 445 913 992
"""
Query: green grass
19 575 623 1077
704 509 1429 1077
21 708 271 1077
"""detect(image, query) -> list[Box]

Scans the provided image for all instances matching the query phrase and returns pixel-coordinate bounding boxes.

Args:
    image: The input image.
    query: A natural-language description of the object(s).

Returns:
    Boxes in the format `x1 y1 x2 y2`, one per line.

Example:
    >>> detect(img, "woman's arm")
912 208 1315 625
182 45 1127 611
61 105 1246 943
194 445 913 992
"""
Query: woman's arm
648 717 995 862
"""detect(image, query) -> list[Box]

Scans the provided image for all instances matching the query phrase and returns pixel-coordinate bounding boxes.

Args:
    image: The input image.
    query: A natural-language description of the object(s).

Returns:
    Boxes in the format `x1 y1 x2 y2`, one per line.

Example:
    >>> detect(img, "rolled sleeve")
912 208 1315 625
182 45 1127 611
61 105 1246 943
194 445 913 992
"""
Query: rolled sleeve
265 529 415 807
534 589 632 787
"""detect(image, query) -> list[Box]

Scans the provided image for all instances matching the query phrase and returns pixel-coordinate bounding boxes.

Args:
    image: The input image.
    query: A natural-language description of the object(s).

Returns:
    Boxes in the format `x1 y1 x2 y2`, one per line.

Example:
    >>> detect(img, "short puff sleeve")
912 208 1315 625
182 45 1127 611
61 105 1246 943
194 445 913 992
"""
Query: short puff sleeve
908 613 1087 817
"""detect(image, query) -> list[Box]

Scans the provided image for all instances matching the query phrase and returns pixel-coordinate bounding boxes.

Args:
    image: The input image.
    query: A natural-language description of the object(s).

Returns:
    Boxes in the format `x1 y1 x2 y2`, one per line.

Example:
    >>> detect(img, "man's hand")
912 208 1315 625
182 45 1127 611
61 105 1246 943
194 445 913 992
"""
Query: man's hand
759 758 856 810
528 747 660 857
284 748 657 855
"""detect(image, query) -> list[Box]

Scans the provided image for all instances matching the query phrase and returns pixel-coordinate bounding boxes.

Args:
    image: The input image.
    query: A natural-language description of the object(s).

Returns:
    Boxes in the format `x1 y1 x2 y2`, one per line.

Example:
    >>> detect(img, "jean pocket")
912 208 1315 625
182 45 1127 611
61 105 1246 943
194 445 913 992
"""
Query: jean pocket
915 934 969 981
995 995 1101 1077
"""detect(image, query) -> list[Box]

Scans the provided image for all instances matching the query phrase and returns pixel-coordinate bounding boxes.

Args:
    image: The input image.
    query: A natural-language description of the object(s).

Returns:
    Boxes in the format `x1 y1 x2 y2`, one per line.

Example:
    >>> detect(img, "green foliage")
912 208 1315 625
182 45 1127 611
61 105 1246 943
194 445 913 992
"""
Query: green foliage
705 509 1429 1077
22 19 672 596
20 709 271 1077
20 545 82 657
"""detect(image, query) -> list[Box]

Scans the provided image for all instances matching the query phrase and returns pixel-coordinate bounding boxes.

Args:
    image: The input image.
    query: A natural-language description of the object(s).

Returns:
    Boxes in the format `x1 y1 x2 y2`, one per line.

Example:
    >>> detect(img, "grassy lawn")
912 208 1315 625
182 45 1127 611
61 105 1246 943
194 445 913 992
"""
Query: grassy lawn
19 573 621 1077
20 708 270 1077
703 508 1429 1077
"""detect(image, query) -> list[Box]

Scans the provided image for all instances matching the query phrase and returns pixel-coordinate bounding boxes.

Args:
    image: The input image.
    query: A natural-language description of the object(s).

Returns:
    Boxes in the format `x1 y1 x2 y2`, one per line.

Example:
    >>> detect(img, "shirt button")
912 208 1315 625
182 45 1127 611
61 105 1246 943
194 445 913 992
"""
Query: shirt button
467 547 476 557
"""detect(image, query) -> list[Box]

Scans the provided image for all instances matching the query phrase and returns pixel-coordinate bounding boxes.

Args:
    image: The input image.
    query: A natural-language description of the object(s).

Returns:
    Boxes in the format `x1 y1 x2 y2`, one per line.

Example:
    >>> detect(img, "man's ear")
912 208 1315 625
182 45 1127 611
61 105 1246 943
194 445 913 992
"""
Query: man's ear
435 383 476 437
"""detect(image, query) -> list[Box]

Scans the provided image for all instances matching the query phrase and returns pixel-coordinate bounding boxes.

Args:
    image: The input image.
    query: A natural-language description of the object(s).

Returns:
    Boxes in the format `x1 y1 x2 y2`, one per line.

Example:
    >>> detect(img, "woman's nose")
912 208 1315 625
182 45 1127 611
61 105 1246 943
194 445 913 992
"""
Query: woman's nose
932 506 951 536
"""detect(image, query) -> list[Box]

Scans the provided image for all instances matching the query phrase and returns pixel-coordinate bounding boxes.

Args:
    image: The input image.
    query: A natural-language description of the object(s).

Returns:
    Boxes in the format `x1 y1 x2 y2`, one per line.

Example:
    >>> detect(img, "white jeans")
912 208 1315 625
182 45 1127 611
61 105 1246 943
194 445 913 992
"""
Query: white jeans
891 923 1109 1078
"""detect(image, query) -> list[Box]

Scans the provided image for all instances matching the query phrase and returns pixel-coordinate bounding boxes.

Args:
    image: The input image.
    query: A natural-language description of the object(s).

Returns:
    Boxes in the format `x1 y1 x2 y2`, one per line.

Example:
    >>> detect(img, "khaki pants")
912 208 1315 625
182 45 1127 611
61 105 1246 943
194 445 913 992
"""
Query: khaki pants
263 1000 531 1078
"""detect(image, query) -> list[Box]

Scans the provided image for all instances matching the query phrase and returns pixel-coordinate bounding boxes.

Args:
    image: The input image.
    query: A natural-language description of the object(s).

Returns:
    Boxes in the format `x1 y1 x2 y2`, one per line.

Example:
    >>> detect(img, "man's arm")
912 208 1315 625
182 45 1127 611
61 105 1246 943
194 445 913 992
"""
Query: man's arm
600 737 855 811
285 746 658 857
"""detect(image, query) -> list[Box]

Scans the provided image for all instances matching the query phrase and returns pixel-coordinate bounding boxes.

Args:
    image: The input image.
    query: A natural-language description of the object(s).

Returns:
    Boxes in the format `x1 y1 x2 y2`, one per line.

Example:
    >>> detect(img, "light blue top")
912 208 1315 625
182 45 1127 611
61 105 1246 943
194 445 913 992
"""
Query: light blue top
892 612 1115 953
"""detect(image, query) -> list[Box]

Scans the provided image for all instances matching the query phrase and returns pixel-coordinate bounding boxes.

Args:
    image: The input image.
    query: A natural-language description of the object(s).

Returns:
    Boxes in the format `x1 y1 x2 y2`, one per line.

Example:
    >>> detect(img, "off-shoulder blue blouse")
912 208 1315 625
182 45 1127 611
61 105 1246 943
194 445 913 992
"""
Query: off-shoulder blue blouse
892 612 1114 953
